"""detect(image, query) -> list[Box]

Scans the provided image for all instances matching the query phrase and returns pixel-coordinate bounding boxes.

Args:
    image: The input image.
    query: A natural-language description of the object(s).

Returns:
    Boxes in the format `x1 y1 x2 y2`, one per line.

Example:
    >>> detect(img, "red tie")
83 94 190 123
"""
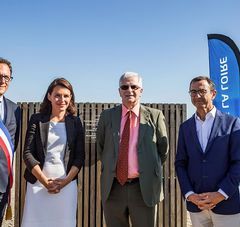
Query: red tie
116 111 131 185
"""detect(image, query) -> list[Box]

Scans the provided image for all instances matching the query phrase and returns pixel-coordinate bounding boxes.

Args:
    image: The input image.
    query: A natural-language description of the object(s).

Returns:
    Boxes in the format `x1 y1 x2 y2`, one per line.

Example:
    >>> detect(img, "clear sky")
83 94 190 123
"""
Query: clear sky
1 0 240 116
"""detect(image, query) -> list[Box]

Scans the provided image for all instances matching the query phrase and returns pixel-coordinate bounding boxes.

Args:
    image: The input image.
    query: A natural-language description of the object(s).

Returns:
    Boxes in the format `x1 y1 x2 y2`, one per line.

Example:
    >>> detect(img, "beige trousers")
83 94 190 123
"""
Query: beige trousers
190 210 240 227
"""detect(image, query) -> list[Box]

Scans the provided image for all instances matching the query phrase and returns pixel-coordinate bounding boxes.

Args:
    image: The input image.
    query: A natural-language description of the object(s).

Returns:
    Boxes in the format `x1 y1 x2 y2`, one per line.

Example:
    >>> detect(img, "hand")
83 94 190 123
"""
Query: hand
187 193 215 210
198 192 225 209
197 196 216 210
46 179 61 194
187 193 206 207
53 178 69 190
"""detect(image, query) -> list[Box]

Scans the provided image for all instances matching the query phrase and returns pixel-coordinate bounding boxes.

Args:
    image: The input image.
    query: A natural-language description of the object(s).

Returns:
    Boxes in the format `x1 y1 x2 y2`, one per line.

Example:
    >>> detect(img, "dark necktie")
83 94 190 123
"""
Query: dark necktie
116 111 131 185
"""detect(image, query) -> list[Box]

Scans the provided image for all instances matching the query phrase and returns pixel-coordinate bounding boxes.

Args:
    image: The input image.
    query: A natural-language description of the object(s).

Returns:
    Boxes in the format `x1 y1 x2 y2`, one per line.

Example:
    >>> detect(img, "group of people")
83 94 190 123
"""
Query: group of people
0 57 85 227
0 57 239 227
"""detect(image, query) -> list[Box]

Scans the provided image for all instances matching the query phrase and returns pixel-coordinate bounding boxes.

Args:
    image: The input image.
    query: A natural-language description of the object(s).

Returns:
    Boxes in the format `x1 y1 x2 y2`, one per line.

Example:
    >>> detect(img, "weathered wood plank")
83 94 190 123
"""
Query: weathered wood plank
77 103 84 227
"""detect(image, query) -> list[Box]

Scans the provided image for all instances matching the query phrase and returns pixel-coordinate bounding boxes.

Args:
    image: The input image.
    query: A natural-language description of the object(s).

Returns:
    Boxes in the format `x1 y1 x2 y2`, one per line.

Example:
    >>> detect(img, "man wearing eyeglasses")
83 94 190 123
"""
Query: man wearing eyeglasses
175 76 240 226
97 72 168 227
0 58 20 225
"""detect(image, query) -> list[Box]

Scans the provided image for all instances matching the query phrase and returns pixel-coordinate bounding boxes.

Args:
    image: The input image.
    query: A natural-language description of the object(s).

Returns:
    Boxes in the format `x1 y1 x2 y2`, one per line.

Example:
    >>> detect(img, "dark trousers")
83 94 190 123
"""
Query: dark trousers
0 191 8 226
103 178 156 227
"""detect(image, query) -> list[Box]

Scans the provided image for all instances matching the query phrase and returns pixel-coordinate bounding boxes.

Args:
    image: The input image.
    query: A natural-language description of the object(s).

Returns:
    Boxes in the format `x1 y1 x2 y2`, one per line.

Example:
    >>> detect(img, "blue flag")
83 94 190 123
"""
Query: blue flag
208 34 240 116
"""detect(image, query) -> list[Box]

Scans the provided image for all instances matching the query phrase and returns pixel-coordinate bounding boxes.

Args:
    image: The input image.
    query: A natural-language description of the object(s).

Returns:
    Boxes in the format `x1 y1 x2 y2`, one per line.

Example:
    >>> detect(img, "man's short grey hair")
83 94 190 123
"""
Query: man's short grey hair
119 72 143 88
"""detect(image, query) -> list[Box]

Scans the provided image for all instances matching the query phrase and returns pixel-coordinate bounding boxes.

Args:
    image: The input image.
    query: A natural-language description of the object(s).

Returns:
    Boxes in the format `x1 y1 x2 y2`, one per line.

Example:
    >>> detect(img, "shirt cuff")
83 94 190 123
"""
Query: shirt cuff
185 191 195 200
218 189 228 200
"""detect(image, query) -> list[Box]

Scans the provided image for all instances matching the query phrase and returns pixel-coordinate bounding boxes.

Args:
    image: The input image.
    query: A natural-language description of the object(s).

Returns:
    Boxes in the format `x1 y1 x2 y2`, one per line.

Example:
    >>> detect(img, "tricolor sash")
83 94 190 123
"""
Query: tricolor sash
0 119 14 189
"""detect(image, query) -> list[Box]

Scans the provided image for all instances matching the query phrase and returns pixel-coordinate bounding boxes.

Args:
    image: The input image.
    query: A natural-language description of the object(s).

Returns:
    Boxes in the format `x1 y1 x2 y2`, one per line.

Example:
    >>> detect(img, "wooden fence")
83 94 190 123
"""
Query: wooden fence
12 103 187 227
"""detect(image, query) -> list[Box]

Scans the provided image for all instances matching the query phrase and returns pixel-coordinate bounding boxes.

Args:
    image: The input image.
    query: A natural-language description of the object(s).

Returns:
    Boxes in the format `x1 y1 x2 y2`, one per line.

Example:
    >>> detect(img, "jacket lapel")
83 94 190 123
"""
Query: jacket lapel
137 105 150 147
111 105 121 157
189 115 203 153
39 115 50 154
205 110 222 153
64 116 74 167
65 116 74 146
2 96 8 124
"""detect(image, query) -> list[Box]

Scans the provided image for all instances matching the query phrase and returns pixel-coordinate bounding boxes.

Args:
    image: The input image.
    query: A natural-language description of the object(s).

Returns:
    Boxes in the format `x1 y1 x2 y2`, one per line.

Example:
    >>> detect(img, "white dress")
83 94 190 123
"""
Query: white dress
21 122 77 227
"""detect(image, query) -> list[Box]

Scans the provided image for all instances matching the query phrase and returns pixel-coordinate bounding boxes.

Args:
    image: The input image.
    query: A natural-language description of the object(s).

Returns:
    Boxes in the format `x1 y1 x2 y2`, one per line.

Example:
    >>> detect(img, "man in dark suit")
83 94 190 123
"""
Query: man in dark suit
175 76 240 226
0 58 20 225
97 72 168 227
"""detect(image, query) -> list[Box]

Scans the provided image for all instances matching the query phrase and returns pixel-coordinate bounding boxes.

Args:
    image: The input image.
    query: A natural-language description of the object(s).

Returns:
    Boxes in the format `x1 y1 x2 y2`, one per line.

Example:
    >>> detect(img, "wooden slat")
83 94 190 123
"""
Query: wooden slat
181 104 187 227
83 103 90 227
164 104 171 227
96 104 103 227
14 103 24 227
169 105 176 227
89 103 97 227
77 103 84 227
175 104 182 227
18 103 29 226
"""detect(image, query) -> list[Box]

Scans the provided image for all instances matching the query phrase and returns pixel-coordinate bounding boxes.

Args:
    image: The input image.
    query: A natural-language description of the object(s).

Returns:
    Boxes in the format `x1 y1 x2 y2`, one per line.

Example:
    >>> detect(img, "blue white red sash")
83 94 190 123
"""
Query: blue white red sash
0 120 14 189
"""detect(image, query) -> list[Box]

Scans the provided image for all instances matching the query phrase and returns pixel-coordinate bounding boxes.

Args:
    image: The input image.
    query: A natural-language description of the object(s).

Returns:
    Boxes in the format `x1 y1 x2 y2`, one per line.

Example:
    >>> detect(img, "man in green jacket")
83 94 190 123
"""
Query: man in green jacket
97 72 168 227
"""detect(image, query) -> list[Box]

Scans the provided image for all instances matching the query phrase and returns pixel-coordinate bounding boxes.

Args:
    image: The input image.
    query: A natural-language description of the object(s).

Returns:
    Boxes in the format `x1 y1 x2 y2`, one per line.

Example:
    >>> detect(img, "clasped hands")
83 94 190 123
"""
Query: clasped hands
45 178 67 194
188 192 225 210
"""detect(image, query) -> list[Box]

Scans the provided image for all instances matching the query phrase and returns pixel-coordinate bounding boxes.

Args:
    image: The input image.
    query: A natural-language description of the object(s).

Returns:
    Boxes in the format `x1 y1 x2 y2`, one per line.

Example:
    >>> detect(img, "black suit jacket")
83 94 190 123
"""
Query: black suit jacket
23 113 85 184
0 97 21 193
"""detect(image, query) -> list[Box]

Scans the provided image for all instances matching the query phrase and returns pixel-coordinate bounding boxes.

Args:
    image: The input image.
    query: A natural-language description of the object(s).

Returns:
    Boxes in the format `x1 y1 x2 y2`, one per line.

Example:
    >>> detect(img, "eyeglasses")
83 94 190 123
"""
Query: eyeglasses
120 85 140 90
0 74 13 83
189 89 211 97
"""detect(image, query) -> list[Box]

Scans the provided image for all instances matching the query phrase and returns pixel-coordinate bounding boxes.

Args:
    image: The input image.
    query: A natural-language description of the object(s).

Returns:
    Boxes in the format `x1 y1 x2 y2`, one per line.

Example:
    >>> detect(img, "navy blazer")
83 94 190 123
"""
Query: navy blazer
23 113 85 184
175 110 240 215
0 97 20 193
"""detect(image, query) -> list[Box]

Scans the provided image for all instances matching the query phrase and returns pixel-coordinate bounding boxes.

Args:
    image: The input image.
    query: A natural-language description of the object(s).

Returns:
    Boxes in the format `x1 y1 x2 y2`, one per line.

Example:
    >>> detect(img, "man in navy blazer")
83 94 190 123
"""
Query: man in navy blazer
0 58 20 225
175 76 240 226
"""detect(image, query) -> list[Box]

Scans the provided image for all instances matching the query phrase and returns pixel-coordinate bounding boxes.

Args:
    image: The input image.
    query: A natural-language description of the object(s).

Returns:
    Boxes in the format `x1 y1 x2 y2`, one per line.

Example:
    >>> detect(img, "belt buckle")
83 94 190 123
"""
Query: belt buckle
126 179 132 183
126 178 138 184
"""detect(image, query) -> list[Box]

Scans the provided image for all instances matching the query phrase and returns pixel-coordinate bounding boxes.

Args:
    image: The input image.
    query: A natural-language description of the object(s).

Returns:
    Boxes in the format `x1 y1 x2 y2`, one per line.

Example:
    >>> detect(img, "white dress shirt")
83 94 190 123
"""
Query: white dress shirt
195 107 216 152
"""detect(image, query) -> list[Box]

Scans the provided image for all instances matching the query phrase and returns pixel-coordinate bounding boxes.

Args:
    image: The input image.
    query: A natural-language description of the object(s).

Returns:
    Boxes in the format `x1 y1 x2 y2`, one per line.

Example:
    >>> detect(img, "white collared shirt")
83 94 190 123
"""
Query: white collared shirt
195 107 216 152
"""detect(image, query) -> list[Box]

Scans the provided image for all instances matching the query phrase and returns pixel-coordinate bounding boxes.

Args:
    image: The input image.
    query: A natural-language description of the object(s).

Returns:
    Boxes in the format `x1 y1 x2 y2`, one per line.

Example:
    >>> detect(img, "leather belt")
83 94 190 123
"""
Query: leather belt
126 178 139 184
114 177 139 184
123 178 139 184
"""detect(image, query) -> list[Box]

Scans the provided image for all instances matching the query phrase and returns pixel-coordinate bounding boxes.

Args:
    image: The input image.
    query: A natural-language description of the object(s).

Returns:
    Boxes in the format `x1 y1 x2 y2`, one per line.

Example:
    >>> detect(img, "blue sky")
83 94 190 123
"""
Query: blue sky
1 0 240 116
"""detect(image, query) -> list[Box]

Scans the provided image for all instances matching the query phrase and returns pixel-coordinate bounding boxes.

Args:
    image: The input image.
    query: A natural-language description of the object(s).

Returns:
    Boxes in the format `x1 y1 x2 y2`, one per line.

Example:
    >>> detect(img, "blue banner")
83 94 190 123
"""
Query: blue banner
208 34 240 116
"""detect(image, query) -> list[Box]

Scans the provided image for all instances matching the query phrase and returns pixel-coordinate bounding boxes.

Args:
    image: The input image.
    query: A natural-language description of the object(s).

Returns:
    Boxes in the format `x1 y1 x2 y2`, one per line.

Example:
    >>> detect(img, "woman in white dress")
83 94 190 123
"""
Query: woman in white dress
21 78 85 227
